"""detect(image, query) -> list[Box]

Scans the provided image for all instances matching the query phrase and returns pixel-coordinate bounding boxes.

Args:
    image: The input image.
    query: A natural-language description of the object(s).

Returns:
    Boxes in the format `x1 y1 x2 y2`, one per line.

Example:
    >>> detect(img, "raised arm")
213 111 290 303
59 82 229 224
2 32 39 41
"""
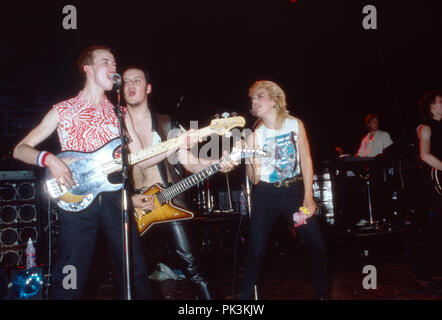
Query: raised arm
176 141 238 174
245 131 260 184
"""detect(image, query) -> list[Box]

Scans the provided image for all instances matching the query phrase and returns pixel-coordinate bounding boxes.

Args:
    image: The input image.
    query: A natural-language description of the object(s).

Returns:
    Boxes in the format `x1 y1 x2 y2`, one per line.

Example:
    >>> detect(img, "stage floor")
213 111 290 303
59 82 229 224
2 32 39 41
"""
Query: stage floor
90 226 442 300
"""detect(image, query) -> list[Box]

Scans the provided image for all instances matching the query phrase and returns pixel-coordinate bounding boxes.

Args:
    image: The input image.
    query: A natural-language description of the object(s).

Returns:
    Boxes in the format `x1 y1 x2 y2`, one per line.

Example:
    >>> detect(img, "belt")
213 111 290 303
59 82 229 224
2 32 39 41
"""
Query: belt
273 176 303 188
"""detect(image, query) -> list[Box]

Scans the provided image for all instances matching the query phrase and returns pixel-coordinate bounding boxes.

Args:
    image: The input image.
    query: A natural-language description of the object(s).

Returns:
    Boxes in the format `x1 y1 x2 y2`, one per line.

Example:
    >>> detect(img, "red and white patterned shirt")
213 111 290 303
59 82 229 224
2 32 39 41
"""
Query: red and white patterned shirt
53 92 120 152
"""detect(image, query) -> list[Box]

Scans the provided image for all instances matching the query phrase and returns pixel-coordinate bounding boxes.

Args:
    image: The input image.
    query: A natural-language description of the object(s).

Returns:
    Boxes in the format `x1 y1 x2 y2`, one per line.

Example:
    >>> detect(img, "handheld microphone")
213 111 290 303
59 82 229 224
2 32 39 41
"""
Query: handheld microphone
108 73 122 86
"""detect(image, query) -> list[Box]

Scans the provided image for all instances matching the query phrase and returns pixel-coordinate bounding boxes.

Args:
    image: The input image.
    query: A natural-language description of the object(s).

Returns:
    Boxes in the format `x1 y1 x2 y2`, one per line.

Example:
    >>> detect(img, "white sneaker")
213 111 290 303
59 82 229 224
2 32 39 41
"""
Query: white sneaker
355 219 368 226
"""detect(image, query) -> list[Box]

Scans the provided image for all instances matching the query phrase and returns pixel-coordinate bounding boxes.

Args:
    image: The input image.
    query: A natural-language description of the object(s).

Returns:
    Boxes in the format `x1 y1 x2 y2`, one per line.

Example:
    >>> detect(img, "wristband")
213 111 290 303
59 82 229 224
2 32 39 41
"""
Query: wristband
37 151 51 167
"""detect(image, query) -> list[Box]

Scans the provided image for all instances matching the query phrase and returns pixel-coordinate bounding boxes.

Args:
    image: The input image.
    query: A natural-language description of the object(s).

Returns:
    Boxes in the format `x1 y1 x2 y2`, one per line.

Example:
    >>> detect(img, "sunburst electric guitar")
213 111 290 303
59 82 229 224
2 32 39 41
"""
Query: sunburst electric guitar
44 116 245 212
134 147 267 236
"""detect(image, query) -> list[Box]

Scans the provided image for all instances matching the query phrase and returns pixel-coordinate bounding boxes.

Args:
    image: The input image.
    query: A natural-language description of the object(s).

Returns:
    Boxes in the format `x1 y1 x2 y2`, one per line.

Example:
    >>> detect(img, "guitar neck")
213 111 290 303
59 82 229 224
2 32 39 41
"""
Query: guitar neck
130 126 215 165
155 148 266 203
103 126 215 174
159 161 222 202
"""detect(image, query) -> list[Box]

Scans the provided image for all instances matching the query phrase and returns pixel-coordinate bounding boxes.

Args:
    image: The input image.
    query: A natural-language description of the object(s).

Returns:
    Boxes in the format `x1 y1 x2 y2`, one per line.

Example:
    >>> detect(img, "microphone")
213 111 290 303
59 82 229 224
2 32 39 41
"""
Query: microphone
108 73 122 86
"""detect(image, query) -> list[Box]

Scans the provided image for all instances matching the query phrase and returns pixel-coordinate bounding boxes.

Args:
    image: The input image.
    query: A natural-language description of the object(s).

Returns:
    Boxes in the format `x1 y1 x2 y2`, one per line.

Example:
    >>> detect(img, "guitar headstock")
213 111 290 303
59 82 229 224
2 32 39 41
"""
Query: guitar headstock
210 116 246 136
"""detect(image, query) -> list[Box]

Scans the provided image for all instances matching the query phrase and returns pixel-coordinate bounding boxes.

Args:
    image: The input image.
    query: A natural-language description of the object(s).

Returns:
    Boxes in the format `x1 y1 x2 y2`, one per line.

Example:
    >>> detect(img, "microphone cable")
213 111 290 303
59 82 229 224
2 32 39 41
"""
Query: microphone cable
232 204 246 299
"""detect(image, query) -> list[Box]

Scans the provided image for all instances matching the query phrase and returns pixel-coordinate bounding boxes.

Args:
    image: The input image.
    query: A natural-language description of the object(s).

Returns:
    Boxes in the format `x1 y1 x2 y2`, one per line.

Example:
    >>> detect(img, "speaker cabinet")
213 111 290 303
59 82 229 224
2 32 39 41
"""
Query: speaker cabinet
0 169 42 268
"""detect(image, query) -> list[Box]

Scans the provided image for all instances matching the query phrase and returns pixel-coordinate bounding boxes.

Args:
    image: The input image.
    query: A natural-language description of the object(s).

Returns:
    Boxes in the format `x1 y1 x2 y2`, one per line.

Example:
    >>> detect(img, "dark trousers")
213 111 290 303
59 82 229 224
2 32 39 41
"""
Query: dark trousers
412 190 442 276
50 191 152 300
240 181 327 299
151 220 212 299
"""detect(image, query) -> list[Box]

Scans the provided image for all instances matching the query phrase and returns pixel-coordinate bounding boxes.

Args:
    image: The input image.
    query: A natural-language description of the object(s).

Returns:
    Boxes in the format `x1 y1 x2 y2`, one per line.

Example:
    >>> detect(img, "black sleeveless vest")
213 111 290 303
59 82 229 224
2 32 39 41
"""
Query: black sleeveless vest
423 117 442 161
420 117 441 195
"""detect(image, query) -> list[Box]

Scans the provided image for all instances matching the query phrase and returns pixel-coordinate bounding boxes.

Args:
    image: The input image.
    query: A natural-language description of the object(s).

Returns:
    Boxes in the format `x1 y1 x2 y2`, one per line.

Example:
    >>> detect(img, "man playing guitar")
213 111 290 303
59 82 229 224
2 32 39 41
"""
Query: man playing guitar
122 67 238 299
12 46 160 299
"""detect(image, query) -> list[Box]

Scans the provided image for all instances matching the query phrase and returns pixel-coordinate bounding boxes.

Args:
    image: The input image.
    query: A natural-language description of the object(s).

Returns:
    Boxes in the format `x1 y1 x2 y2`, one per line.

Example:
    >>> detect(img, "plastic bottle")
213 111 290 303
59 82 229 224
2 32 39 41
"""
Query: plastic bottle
26 238 36 269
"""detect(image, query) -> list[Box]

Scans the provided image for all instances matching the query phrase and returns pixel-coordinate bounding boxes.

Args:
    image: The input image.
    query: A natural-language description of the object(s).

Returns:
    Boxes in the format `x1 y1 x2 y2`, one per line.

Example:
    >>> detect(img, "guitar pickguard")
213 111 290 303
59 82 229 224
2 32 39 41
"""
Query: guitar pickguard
45 138 124 212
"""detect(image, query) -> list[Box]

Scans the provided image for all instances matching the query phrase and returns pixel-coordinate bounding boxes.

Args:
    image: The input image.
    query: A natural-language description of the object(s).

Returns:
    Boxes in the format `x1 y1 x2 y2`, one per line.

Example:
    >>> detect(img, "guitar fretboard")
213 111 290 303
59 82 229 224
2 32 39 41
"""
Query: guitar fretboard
157 161 222 204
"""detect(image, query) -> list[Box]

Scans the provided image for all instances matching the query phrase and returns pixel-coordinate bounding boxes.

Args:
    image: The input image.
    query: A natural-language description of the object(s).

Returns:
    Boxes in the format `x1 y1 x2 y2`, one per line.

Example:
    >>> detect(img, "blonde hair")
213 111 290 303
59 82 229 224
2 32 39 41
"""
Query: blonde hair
249 80 292 130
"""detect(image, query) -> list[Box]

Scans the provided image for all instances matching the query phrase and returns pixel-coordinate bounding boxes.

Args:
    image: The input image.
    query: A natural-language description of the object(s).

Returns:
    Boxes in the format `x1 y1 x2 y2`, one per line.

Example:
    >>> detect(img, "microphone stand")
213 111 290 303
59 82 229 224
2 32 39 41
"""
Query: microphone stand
115 81 133 300
225 172 234 212
245 173 252 219
244 167 258 299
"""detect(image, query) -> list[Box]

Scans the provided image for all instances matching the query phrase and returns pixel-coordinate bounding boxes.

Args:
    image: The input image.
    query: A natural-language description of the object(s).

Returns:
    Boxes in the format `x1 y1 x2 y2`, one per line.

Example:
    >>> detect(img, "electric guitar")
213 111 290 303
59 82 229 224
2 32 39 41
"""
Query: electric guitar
134 147 266 236
431 168 442 196
44 116 245 212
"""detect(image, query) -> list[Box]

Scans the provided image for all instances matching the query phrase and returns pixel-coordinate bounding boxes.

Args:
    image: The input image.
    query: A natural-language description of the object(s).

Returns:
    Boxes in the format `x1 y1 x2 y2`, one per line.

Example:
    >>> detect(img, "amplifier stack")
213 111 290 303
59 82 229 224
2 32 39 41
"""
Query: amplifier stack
0 169 42 267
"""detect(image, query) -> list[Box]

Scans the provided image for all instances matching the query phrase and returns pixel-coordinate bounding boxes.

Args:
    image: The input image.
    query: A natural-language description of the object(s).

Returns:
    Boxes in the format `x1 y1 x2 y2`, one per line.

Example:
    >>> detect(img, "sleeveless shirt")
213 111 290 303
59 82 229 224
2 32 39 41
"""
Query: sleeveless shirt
255 118 301 183
53 92 120 152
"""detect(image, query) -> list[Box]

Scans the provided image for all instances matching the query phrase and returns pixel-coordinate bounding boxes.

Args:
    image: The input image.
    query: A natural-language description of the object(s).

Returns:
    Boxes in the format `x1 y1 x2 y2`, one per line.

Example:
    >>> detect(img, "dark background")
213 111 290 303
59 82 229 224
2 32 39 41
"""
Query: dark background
0 0 441 165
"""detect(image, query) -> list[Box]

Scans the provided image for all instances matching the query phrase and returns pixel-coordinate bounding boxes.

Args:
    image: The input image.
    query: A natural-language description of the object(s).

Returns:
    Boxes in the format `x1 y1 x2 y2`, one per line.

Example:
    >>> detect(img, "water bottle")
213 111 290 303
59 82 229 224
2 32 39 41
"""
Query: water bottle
26 238 36 269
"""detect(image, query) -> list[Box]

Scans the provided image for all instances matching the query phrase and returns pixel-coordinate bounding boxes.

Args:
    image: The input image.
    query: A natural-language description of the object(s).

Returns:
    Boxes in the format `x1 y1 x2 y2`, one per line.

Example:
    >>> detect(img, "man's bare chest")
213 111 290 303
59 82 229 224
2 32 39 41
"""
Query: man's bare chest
133 119 154 148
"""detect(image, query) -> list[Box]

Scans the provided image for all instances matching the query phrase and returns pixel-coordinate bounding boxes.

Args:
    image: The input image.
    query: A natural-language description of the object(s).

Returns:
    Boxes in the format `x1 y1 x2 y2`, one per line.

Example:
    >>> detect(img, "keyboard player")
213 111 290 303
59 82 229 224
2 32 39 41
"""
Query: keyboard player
356 114 393 157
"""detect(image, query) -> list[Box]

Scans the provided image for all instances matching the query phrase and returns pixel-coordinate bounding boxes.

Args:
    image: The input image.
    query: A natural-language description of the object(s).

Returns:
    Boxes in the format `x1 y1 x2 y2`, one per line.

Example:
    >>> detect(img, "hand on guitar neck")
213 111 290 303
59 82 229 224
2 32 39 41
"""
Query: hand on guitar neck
219 149 240 173
177 128 202 151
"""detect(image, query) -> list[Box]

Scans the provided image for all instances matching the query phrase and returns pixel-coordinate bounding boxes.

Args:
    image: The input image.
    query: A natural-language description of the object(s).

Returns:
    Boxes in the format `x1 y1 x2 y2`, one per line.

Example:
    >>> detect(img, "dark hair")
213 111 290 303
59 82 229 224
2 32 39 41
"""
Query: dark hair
365 113 379 126
123 67 152 84
78 45 113 76
141 69 152 84
418 89 441 120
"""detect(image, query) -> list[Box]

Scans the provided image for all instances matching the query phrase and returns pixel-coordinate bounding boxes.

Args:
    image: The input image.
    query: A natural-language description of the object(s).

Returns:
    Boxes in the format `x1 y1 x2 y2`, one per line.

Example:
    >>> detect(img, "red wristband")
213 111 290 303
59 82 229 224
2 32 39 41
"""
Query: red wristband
41 152 51 167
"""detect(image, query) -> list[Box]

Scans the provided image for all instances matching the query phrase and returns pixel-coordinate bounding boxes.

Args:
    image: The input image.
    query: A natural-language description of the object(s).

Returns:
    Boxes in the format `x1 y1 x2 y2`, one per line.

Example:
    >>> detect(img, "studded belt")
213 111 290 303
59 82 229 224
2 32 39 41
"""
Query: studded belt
274 176 303 188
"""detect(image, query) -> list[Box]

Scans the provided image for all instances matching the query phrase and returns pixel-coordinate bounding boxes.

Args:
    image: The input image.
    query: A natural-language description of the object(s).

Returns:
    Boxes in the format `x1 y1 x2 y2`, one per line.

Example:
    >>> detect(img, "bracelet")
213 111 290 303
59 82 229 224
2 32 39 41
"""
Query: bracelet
36 151 51 167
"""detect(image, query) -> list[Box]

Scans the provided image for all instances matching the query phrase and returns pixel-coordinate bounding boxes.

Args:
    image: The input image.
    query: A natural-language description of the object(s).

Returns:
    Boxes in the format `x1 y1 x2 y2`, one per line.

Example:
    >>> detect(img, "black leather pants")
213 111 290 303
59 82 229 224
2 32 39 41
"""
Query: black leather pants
159 221 213 300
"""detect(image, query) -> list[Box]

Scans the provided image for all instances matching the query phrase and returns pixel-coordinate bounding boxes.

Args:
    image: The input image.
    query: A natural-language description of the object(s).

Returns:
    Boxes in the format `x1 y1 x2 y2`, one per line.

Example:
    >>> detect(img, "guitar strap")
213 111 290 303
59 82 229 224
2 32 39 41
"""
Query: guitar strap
150 111 172 187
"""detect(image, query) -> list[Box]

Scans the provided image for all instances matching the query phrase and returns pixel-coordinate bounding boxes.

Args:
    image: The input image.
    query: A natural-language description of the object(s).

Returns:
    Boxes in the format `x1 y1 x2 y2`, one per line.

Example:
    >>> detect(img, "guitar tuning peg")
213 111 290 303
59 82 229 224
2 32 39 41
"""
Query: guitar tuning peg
231 112 237 117
221 112 230 118
214 113 220 119
225 131 232 138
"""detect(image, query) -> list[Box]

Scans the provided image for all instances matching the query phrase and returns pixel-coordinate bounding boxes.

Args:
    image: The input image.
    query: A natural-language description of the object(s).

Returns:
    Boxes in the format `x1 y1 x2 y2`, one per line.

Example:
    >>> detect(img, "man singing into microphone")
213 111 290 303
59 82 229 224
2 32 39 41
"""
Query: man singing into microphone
13 46 155 299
